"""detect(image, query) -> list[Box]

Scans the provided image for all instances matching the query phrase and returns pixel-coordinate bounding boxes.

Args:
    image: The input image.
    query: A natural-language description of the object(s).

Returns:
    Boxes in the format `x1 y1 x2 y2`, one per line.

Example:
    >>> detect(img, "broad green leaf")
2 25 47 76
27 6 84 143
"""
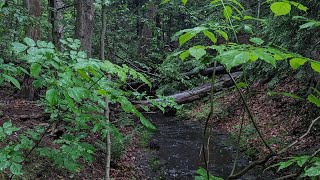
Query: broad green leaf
299 22 316 29
311 61 320 73
215 30 229 40
223 5 233 20
67 87 88 102
243 25 253 34
307 94 320 107
30 63 41 78
37 40 48 48
77 69 90 81
289 58 307 69
3 121 12 129
181 0 187 5
189 46 206 60
252 49 276 67
179 50 190 61
218 50 249 70
179 32 196 46
249 37 264 45
10 163 23 175
11 42 27 53
278 160 294 171
303 166 320 177
46 89 59 106
139 114 156 131
23 37 36 47
289 1 308 12
203 30 217 44
270 2 291 16
2 74 20 89
236 82 248 89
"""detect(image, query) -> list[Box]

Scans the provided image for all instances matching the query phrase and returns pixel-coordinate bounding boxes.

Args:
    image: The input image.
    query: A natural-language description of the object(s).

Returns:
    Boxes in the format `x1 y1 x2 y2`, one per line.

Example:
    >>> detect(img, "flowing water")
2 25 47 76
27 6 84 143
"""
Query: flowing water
147 113 276 180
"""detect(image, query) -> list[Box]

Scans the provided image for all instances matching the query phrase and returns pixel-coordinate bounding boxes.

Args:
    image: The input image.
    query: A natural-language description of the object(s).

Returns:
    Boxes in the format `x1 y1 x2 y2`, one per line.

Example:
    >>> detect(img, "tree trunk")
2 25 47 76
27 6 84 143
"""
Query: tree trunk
49 0 64 50
25 0 42 41
20 0 42 100
75 0 94 57
139 2 156 57
100 1 111 179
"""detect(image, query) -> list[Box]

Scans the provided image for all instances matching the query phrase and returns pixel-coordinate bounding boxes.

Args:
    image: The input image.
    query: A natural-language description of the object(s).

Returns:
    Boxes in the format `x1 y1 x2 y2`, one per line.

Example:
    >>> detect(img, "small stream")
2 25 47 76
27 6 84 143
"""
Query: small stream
147 113 276 180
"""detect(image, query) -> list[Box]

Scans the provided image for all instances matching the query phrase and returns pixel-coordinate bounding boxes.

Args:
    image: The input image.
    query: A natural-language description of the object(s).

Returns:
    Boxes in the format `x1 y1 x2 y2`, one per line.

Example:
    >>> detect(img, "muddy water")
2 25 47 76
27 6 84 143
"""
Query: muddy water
148 113 276 180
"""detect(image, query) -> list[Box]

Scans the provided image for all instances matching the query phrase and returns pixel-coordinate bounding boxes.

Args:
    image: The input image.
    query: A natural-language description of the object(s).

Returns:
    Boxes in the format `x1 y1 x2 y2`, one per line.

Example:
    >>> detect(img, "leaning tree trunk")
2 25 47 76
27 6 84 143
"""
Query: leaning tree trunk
75 0 94 57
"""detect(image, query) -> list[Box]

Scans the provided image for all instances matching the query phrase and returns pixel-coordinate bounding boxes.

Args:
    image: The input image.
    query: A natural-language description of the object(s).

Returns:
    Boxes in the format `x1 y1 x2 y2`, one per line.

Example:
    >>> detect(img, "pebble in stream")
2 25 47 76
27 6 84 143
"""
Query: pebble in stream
148 113 276 180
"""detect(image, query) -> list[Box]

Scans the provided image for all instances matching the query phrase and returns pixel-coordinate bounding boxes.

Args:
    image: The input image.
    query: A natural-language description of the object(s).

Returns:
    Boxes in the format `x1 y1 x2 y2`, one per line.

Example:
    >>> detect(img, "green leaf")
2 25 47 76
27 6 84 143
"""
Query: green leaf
236 82 248 89
243 25 253 34
189 46 206 60
218 51 249 70
179 50 190 61
252 49 276 67
23 37 36 47
299 22 316 29
289 58 307 69
303 166 320 177
215 30 229 40
11 42 27 53
223 5 233 20
289 1 308 12
307 94 320 107
179 32 196 46
249 37 264 45
203 30 217 44
267 92 302 100
46 89 59 106
10 162 23 175
12 155 24 163
2 74 20 89
270 2 291 16
181 0 187 5
311 61 320 73
30 63 41 78
278 160 294 171
67 87 88 102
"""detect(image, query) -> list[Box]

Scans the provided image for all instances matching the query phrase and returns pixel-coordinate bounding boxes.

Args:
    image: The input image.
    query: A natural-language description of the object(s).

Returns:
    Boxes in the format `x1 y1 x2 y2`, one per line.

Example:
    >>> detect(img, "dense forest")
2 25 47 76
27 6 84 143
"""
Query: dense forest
0 0 320 179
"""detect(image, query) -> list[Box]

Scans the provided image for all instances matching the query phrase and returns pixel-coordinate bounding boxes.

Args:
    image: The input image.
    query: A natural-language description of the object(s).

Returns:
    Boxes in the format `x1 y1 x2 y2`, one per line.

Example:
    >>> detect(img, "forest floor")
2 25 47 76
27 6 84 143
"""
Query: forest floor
0 87 156 180
208 77 320 172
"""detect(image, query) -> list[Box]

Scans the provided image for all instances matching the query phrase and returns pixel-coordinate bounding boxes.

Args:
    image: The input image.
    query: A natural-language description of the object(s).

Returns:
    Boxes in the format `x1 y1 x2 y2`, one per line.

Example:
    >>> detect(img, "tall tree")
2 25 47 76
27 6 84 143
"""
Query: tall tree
49 0 64 50
139 2 156 58
75 0 94 57
21 0 42 100
24 0 42 41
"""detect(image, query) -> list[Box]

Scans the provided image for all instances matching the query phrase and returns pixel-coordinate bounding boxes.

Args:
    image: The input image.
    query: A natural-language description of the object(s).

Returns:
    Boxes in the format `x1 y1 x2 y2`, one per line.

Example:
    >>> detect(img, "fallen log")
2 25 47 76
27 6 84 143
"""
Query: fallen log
134 72 242 107
182 66 241 78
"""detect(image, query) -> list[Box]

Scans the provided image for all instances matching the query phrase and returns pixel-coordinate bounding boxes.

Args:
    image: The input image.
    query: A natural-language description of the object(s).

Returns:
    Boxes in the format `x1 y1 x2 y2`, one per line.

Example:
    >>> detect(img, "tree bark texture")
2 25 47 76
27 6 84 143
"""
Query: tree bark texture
25 0 42 40
49 0 64 50
139 2 156 57
76 0 94 57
